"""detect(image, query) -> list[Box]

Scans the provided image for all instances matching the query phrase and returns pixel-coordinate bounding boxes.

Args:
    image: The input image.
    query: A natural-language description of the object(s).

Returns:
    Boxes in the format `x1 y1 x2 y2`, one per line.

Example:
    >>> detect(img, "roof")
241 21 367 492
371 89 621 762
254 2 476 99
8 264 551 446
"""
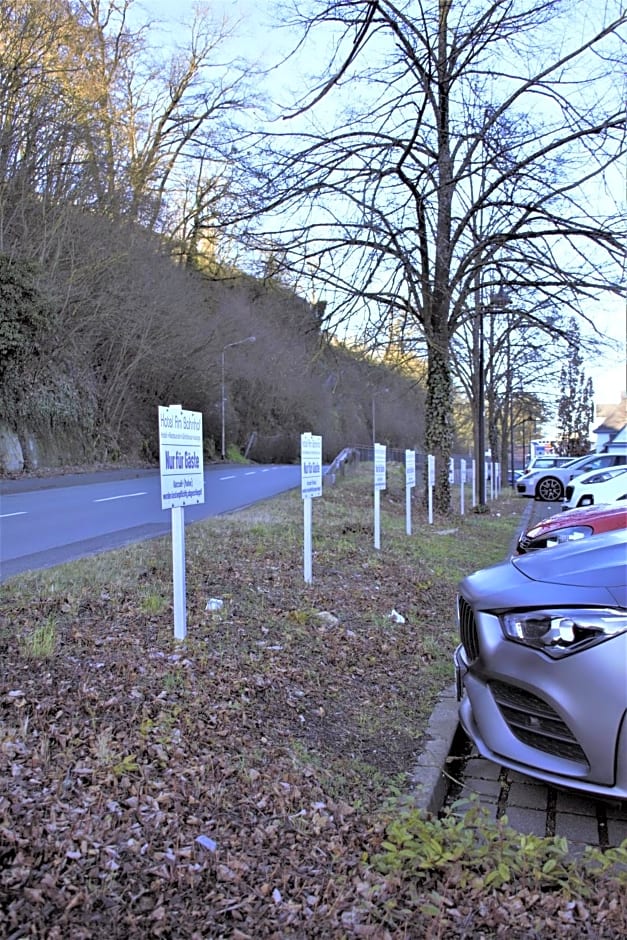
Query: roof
593 394 627 435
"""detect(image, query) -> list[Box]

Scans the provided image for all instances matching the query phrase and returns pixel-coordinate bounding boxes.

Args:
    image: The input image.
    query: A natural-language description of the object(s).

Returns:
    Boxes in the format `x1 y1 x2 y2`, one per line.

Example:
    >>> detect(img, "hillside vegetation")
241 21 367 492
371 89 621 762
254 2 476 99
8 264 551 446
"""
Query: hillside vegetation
0 1 426 472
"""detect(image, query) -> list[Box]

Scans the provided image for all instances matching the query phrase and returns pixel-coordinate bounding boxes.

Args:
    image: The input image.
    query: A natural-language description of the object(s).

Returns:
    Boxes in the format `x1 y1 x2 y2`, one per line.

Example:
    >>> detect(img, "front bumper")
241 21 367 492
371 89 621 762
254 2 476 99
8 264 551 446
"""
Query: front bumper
454 632 627 799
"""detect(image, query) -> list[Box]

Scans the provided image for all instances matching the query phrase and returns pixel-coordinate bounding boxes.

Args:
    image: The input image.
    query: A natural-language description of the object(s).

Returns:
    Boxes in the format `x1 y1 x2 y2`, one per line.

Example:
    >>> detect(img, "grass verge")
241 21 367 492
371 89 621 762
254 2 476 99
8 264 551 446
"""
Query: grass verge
1 464 624 938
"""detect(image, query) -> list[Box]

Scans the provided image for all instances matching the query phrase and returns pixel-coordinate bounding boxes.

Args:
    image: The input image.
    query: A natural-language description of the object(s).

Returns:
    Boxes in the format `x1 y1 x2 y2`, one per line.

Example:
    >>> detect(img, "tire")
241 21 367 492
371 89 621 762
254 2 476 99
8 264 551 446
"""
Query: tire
536 475 563 501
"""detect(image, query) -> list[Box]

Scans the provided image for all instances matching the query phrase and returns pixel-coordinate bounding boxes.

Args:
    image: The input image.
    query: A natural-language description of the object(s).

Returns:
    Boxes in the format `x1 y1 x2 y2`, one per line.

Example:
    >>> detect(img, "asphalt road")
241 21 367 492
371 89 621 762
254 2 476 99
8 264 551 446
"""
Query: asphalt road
0 464 301 581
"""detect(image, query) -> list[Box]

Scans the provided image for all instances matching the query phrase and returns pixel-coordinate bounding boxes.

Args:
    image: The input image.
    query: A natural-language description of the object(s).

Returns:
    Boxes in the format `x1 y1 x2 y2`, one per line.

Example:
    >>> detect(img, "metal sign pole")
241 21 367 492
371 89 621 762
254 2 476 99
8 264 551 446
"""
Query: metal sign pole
158 404 204 642
428 454 435 524
303 496 313 583
373 443 386 549
374 487 381 550
171 505 186 640
300 432 322 583
405 449 415 535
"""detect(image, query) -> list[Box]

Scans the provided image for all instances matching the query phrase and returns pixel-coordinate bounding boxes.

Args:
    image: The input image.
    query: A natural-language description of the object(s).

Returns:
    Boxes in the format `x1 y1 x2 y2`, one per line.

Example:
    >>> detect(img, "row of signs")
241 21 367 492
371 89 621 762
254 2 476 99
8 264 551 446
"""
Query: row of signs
158 407 454 512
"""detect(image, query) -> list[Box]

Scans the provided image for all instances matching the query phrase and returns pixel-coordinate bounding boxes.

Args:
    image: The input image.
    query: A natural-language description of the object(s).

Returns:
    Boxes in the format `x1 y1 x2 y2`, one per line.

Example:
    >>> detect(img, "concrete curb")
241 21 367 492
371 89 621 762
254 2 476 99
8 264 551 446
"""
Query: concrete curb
409 683 460 815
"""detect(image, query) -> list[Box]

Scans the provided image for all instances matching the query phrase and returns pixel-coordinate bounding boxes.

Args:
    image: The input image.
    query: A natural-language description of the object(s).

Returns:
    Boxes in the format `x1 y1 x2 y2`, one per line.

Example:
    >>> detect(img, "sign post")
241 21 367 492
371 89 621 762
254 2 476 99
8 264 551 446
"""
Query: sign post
158 405 204 640
373 443 387 549
405 449 416 535
460 458 466 515
301 433 323 583
427 454 435 524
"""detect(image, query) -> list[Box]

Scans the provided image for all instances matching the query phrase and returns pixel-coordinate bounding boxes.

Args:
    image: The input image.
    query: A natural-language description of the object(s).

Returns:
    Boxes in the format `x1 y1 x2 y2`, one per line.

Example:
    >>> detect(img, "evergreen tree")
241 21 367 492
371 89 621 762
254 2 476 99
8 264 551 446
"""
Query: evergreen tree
557 320 595 456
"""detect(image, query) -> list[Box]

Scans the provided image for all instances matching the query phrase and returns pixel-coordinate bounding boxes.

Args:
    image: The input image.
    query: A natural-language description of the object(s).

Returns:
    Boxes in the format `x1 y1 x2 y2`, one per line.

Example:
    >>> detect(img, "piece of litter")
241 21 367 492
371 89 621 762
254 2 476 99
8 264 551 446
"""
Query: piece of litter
206 598 223 612
388 609 406 624
195 835 217 852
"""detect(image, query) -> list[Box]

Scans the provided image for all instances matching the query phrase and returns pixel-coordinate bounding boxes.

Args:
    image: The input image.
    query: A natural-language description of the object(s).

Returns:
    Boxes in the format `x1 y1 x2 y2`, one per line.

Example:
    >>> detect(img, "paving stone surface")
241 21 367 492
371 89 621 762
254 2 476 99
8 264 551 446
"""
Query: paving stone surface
443 740 627 852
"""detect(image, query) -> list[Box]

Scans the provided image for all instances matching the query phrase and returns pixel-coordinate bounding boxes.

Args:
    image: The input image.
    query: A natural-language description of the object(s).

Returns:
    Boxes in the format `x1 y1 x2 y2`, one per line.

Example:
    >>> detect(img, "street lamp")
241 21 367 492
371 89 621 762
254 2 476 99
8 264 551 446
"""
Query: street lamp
477 287 511 504
371 387 389 448
477 301 486 507
221 335 256 460
521 414 534 472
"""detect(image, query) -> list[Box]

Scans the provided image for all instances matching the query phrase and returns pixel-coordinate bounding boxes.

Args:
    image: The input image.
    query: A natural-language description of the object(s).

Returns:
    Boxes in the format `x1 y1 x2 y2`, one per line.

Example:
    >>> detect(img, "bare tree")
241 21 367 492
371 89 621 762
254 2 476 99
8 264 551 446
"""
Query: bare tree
246 0 626 510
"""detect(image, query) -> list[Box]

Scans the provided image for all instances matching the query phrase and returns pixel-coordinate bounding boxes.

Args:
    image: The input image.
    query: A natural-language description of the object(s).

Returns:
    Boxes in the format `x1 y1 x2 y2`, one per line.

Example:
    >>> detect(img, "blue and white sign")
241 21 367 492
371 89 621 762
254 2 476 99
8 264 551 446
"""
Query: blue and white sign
405 449 416 488
158 405 205 510
374 443 387 490
427 453 436 488
301 433 323 498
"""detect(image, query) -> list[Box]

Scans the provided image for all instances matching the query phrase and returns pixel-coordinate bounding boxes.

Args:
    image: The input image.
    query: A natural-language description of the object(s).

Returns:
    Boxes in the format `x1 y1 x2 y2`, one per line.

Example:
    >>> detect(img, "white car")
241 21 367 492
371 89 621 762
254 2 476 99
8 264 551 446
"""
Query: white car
563 465 627 509
524 455 574 474
516 451 627 501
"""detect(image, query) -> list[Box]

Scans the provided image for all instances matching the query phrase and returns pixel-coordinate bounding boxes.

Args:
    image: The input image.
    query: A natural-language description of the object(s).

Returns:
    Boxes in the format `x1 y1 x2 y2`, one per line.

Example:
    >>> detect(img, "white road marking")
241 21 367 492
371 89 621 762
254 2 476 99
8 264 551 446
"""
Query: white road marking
94 492 147 503
0 511 27 518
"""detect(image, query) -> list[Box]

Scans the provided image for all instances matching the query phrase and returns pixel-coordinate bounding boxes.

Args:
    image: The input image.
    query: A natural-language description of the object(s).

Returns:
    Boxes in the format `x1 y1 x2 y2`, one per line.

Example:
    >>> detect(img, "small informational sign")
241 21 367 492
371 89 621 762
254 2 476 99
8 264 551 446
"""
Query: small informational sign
373 443 386 550
405 449 416 537
427 453 436 488
158 405 204 510
405 449 416 488
301 433 323 499
158 404 204 642
374 443 387 490
449 457 455 484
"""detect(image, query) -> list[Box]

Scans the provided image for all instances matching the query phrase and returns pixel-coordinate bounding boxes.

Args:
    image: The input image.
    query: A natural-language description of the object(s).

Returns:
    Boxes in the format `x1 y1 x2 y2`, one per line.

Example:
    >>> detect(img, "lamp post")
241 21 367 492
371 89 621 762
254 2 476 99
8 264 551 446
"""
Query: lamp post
371 396 376 448
221 335 256 460
521 414 533 472
477 301 486 507
371 387 390 449
477 287 511 502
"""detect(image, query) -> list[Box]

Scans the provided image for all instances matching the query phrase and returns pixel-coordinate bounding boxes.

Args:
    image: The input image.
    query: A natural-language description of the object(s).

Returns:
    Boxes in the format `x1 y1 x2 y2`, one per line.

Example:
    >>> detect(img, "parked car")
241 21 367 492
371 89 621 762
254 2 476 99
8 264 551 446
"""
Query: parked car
454 529 627 799
516 502 627 553
507 469 525 486
516 450 627 501
523 455 574 474
563 466 627 509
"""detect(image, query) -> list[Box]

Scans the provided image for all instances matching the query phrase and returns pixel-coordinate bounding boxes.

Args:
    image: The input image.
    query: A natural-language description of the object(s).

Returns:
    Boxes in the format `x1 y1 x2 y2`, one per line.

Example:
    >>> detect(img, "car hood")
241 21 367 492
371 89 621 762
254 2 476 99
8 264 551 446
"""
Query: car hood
539 504 627 530
460 529 627 609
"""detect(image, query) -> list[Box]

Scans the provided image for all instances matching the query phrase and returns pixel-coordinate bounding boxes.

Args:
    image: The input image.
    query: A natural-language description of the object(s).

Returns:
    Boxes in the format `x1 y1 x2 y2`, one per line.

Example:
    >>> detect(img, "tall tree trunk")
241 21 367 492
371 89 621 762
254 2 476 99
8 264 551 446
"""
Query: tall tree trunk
425 326 453 512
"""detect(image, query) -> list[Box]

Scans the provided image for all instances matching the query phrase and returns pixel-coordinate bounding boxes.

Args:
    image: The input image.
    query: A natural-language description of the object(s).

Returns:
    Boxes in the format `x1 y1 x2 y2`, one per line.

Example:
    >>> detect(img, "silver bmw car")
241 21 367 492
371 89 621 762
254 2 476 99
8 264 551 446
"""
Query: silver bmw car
454 529 627 799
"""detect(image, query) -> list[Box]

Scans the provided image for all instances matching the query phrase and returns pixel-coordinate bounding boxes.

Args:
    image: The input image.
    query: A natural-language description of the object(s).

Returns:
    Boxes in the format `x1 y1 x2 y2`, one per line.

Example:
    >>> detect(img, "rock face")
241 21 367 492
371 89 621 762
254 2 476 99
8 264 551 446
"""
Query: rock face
0 422 24 473
0 421 96 475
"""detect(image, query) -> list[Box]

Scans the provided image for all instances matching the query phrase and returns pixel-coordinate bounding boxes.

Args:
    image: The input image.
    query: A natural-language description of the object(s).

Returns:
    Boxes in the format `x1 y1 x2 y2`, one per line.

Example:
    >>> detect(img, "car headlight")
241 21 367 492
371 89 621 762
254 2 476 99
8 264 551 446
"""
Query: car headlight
522 524 593 550
584 471 618 484
500 608 627 658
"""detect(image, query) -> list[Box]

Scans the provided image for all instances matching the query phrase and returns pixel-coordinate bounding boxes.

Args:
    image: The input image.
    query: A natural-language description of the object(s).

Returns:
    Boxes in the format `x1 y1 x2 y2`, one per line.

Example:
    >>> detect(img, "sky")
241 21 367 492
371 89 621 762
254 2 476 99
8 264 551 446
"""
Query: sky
129 0 626 414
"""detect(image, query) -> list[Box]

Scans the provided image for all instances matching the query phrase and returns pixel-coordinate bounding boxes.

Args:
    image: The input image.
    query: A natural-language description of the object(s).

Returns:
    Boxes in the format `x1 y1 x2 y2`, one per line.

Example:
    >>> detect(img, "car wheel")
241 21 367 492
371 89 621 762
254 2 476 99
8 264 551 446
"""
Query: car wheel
536 476 564 501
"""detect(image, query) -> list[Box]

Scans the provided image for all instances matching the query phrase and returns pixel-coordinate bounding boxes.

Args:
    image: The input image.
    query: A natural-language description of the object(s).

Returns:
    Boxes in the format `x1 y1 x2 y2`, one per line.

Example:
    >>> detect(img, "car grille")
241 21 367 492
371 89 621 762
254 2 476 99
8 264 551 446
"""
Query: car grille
458 595 480 661
565 484 574 500
489 680 589 767
516 484 526 493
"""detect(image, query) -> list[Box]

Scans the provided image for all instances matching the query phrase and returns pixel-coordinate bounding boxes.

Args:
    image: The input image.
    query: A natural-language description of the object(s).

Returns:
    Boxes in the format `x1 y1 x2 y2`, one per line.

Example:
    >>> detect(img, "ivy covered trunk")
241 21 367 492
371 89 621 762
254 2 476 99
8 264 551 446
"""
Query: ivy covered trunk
425 338 453 514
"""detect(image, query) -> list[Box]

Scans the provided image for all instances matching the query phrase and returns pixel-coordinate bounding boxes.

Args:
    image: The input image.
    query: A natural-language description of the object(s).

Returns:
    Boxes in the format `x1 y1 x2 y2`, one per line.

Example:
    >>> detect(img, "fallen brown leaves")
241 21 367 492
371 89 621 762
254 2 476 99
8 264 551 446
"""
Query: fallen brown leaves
1 472 625 937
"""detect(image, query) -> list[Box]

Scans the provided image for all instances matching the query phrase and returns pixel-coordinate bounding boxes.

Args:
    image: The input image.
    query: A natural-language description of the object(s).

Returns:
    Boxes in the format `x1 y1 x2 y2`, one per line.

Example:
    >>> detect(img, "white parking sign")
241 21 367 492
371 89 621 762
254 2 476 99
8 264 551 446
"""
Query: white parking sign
301 433 322 498
374 443 387 490
158 405 204 510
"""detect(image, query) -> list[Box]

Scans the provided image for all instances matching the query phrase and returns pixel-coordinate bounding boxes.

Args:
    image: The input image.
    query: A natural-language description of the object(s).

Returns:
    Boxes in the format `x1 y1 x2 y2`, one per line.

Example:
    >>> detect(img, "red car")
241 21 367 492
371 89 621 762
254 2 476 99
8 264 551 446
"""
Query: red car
516 503 627 554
